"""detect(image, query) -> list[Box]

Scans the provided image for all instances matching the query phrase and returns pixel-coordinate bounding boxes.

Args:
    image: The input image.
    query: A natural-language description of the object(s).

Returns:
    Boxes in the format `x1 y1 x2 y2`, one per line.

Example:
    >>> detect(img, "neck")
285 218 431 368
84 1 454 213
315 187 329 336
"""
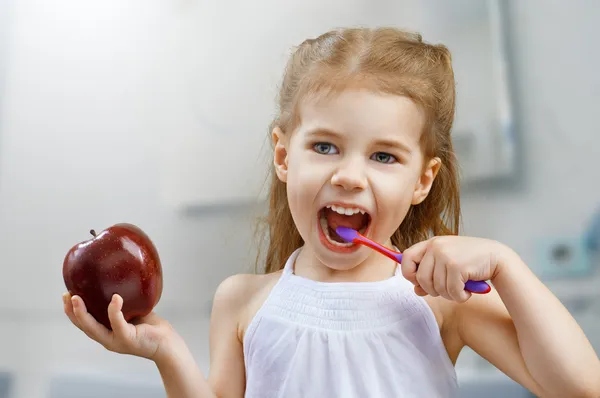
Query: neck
293 244 398 283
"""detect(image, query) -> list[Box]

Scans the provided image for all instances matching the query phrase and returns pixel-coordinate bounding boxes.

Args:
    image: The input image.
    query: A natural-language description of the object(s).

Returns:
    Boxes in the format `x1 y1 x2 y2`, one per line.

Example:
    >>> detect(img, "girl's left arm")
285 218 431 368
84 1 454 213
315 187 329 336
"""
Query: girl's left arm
457 245 600 397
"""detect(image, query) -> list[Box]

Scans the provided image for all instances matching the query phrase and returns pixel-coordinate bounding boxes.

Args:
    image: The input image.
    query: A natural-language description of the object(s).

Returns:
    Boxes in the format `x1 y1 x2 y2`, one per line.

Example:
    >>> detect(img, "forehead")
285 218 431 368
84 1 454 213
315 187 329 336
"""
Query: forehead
296 89 425 145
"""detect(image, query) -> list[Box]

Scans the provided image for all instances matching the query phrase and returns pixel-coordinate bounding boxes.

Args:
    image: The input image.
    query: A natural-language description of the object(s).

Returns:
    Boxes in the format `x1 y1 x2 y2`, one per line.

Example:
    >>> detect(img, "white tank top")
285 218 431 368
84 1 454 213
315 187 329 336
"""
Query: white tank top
243 247 459 397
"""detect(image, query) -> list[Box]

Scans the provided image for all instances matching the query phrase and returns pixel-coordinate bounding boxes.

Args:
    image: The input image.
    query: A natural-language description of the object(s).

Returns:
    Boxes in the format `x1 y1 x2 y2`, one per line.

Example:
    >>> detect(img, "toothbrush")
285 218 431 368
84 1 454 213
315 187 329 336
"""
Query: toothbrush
335 226 491 294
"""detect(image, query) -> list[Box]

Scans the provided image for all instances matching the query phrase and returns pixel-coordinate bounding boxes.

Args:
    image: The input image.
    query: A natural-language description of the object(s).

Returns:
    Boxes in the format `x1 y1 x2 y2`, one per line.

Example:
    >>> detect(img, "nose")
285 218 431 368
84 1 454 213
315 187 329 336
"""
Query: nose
331 157 367 191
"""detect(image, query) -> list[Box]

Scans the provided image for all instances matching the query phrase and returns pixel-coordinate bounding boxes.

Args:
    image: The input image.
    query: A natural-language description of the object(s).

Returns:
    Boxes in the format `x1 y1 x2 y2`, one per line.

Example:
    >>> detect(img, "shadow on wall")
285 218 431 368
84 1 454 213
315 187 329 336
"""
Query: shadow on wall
0 372 12 398
459 379 535 398
47 374 166 398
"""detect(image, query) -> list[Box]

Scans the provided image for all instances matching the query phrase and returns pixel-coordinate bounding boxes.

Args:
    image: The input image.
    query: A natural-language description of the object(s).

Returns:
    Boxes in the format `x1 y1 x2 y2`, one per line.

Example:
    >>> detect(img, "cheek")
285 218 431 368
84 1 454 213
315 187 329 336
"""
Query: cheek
285 156 323 223
287 151 327 192
372 172 417 218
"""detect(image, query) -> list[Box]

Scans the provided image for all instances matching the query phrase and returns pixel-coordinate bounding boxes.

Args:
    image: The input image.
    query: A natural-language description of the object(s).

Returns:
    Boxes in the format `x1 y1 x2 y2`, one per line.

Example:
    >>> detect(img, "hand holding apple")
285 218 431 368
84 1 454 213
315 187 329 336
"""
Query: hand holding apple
62 223 163 330
63 291 180 360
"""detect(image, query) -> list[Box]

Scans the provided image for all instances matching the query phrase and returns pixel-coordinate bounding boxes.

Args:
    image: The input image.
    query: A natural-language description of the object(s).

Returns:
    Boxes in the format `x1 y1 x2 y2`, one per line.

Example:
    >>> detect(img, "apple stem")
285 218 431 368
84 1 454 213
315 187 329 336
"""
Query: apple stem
90 229 97 237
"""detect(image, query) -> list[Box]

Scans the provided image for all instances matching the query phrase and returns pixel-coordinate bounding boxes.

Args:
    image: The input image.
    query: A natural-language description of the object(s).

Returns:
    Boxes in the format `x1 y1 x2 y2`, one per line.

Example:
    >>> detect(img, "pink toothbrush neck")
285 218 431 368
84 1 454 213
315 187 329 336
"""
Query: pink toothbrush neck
356 236 402 263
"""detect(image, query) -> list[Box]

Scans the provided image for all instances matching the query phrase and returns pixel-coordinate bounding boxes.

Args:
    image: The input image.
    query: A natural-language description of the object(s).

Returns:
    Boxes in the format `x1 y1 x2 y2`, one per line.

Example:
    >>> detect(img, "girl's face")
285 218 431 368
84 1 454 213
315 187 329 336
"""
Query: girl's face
272 89 440 271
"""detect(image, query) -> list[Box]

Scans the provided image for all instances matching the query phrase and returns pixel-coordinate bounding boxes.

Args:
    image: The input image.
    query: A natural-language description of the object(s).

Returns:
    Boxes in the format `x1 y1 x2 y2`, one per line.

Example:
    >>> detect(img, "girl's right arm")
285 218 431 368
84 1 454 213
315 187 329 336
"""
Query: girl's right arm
63 274 249 398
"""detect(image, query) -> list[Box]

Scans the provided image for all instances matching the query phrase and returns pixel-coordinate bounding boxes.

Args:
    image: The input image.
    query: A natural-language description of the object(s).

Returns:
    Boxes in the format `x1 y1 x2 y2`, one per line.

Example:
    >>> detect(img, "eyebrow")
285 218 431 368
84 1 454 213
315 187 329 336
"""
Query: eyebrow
370 137 412 155
305 127 413 154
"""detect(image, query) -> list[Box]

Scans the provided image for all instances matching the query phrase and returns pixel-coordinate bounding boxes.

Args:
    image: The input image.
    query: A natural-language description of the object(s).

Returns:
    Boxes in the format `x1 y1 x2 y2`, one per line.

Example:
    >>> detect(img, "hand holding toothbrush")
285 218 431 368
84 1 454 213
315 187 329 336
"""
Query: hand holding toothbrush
399 235 502 302
336 227 494 301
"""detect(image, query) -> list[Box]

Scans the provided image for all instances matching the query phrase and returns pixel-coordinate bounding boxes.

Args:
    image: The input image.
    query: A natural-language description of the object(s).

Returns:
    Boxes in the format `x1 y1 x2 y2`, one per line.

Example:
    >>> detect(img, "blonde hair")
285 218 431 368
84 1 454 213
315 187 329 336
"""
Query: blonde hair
255 27 461 273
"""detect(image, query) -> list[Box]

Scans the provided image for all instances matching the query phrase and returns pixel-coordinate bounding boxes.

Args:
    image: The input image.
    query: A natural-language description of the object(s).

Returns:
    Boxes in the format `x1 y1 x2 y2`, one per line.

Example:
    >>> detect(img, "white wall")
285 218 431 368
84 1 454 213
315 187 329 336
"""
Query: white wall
0 0 272 396
0 0 599 397
461 0 600 260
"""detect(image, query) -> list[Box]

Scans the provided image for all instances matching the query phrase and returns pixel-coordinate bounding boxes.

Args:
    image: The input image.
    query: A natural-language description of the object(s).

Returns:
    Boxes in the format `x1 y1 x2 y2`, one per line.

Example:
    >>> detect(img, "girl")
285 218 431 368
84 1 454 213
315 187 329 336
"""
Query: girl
63 27 600 397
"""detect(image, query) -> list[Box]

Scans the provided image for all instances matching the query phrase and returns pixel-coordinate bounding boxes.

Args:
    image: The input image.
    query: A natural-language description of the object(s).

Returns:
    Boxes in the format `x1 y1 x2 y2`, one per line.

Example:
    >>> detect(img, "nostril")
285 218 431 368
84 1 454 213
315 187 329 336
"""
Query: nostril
331 174 367 191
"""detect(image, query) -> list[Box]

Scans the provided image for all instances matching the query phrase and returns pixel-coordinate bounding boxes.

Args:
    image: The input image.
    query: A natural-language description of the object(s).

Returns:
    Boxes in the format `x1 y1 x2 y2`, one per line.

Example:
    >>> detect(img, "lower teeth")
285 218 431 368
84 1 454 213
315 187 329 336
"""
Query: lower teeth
320 216 353 247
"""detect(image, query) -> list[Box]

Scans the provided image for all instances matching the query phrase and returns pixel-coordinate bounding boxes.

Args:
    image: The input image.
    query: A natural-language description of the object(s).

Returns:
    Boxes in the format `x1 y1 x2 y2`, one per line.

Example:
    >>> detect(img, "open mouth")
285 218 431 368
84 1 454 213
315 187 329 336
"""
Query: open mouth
318 204 371 247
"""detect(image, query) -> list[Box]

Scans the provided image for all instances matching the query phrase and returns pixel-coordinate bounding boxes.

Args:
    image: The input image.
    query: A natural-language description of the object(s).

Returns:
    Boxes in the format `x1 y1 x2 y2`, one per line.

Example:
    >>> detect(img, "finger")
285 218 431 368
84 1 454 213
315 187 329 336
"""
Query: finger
414 286 428 296
71 296 112 345
63 293 84 331
108 294 131 341
416 249 437 297
401 239 431 285
433 260 451 300
447 265 472 303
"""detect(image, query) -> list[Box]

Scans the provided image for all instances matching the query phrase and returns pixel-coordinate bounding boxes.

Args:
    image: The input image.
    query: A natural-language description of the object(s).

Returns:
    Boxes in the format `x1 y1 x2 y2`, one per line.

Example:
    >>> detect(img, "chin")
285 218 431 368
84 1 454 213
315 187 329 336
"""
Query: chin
311 242 370 271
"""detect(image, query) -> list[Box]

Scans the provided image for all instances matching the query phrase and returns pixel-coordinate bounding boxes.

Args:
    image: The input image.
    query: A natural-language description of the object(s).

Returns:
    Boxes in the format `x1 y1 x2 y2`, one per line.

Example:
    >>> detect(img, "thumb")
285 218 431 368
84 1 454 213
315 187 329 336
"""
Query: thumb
451 286 472 303
400 239 431 285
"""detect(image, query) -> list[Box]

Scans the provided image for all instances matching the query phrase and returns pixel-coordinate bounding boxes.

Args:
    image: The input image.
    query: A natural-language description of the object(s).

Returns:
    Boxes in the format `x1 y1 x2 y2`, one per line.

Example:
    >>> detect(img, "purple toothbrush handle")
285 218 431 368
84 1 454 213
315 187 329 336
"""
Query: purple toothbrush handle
465 279 491 294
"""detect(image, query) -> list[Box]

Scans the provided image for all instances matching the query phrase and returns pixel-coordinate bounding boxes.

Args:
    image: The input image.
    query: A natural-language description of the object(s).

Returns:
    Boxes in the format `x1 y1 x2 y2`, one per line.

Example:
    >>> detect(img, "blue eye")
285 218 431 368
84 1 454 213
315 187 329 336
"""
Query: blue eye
313 142 338 155
371 152 397 164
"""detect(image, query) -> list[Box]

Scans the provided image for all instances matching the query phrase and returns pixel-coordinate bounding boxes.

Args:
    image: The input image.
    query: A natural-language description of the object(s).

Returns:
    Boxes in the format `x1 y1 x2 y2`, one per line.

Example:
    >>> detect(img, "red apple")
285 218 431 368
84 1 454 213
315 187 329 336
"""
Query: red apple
63 223 163 330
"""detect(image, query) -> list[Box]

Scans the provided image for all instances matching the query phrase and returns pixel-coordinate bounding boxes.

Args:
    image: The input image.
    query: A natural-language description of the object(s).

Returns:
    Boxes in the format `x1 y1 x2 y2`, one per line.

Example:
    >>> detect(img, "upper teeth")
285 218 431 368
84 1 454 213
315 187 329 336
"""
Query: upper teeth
327 205 365 216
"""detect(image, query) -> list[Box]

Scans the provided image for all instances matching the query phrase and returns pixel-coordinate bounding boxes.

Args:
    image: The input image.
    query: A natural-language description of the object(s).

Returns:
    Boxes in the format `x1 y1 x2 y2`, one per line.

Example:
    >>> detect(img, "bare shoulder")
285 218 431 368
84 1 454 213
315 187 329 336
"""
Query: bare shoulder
212 271 283 340
213 273 270 303
208 272 282 396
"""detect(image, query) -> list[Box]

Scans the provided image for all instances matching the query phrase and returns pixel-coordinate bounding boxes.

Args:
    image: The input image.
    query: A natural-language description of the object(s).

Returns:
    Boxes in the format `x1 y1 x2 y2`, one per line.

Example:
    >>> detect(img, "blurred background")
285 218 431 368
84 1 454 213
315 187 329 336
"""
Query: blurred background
0 0 599 397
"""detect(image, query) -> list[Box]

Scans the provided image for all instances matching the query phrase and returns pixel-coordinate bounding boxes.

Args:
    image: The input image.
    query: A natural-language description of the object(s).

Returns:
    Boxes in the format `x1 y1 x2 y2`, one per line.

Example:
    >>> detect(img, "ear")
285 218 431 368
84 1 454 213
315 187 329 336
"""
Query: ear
412 157 441 205
272 126 289 183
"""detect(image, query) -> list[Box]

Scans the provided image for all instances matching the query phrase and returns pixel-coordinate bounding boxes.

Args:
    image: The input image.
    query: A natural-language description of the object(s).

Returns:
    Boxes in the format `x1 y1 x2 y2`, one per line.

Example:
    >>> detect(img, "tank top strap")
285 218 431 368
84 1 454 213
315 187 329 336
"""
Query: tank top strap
281 247 301 276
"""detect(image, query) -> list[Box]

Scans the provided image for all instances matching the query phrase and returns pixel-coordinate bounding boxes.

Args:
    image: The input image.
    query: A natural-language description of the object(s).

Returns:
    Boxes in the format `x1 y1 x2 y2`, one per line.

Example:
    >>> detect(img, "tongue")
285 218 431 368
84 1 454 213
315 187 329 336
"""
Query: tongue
325 208 366 231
